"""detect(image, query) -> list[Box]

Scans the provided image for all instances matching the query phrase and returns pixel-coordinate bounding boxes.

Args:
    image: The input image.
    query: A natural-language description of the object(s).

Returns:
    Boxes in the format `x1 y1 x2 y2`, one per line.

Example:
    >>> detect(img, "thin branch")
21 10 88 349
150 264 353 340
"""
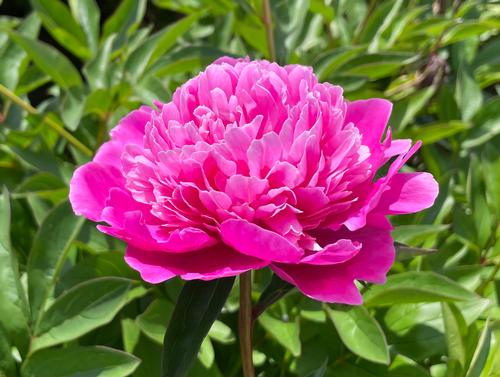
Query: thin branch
239 271 255 377
0 83 93 157
262 0 276 62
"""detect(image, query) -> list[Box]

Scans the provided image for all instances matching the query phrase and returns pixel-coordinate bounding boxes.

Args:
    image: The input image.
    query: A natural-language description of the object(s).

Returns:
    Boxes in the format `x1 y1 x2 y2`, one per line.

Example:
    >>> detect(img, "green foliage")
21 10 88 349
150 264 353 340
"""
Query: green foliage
0 0 499 376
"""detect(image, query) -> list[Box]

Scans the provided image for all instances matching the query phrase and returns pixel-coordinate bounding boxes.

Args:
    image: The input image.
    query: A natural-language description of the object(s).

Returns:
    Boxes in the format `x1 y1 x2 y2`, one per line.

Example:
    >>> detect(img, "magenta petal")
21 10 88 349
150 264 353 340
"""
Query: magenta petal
375 172 439 215
271 263 363 304
149 227 218 253
329 225 395 284
220 219 304 263
271 225 395 304
300 239 361 265
69 162 123 222
125 244 269 283
345 99 392 148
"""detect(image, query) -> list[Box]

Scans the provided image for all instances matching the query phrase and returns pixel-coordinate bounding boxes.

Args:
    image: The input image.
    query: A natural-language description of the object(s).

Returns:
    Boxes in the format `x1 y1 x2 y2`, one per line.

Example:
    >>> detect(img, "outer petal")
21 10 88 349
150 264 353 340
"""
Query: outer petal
374 172 439 215
125 244 269 283
271 263 363 304
220 219 304 263
69 162 123 222
300 239 360 265
271 225 395 304
344 99 392 150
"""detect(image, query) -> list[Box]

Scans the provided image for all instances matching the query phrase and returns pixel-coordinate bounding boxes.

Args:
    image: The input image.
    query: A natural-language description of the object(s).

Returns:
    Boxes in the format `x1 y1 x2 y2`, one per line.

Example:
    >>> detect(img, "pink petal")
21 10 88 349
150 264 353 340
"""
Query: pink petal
300 239 361 265
69 162 123 222
375 172 439 215
220 219 304 263
271 263 363 304
271 225 395 304
344 99 392 149
125 243 269 283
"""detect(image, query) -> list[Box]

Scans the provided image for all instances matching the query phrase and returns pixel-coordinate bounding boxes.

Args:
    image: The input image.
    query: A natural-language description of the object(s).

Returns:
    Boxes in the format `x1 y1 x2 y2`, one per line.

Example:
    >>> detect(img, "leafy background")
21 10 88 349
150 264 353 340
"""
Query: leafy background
0 0 499 376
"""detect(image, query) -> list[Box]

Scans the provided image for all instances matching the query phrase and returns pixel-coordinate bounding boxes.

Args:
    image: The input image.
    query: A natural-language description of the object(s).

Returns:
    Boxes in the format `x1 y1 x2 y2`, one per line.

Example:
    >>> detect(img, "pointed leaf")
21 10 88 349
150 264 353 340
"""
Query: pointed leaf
258 312 301 357
27 200 85 322
8 31 82 89
161 277 235 377
21 346 140 377
326 306 389 365
252 273 294 320
32 277 132 350
0 188 30 352
364 271 479 307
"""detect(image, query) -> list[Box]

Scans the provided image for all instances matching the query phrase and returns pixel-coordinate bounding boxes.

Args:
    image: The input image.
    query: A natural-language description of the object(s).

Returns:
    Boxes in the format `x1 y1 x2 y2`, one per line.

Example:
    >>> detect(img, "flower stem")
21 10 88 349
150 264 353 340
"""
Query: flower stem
262 0 276 62
239 271 255 377
0 83 93 157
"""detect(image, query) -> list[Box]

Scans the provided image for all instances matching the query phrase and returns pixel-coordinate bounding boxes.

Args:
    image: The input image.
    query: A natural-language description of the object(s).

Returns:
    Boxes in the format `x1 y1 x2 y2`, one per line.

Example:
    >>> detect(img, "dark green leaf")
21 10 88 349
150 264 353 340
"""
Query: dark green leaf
21 346 140 377
32 277 132 350
8 31 82 89
161 277 234 377
252 273 294 320
30 0 91 59
0 188 30 352
27 200 85 322
68 0 100 54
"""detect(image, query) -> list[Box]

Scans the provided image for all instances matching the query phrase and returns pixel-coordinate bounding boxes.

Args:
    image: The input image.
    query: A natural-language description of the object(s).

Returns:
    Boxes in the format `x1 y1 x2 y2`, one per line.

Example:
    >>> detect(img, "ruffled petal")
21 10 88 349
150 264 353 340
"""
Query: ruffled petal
220 219 304 263
125 244 269 283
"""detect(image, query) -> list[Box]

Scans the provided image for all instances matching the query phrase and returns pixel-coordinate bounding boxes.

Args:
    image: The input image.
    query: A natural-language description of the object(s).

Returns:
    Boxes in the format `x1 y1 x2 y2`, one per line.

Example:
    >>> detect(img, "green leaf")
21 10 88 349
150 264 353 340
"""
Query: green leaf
270 0 310 63
8 31 82 89
21 346 140 377
124 12 203 80
465 321 492 377
367 0 404 52
0 13 41 90
60 86 85 131
83 34 115 89
456 59 483 122
198 337 214 369
136 298 174 344
363 271 479 307
161 277 235 377
326 306 389 365
463 98 500 150
401 121 470 144
208 320 235 344
30 0 91 60
0 188 30 352
315 47 364 82
392 224 450 245
102 0 146 51
252 273 294 320
68 0 100 54
0 317 15 376
441 303 467 374
27 200 85 322
32 277 132 350
258 312 301 357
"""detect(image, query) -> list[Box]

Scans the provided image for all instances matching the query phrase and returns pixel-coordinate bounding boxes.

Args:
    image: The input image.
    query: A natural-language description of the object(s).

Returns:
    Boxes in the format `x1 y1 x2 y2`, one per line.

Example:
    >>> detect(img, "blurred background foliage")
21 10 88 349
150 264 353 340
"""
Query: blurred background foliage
0 0 499 376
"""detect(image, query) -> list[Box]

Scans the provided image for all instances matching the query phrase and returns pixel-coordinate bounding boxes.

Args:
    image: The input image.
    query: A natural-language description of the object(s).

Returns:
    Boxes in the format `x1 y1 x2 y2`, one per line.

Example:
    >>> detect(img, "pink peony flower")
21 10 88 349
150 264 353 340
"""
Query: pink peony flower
69 57 438 304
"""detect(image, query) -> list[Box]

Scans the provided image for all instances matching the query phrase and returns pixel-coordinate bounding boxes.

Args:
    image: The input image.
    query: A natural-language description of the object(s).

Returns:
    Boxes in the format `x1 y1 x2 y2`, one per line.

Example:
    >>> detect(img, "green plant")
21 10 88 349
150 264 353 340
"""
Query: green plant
0 1 499 376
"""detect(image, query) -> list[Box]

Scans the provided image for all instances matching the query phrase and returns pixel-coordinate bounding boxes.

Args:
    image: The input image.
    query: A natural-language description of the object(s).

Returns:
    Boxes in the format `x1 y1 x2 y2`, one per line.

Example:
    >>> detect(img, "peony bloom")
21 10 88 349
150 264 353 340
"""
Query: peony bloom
69 57 438 304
